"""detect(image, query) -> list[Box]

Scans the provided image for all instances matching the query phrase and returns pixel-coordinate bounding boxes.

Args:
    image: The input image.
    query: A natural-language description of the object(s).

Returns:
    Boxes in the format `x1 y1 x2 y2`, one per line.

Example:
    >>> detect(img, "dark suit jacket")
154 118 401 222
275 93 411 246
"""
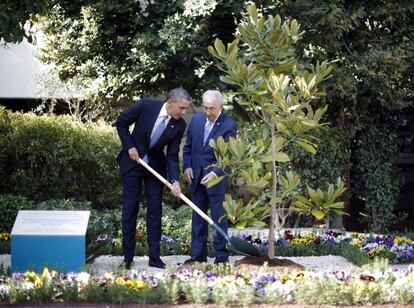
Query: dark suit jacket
116 99 186 181
183 112 237 193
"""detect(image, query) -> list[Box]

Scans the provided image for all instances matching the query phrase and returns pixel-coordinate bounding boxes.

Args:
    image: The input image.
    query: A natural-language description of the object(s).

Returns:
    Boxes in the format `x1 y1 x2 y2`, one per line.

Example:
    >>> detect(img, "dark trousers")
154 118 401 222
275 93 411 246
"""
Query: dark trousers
190 183 229 260
121 168 164 261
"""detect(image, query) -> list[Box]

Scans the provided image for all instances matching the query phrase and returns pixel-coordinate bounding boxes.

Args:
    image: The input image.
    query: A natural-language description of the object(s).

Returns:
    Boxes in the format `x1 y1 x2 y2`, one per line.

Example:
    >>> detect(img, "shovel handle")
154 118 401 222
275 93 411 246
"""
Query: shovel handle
137 158 215 225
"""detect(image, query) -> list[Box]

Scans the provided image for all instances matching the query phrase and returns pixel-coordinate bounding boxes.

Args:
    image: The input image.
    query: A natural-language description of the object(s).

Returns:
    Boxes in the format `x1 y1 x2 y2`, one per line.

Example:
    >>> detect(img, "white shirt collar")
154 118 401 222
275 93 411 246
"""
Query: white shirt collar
159 103 171 120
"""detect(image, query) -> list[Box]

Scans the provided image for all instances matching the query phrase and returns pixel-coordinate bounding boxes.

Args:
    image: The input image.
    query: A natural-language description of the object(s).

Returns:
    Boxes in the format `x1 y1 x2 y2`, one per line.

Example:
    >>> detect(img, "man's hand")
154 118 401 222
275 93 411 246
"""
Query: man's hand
128 147 140 163
200 172 217 187
170 181 181 197
184 168 193 184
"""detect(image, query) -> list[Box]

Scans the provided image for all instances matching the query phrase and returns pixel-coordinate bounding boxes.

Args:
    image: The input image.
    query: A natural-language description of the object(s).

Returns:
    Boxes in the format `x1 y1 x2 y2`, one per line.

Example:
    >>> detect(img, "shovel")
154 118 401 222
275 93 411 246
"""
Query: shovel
137 158 262 257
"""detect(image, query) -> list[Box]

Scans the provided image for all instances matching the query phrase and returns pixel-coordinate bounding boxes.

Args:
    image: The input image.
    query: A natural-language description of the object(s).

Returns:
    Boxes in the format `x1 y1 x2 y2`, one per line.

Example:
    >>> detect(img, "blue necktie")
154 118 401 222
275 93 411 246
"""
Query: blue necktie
203 120 214 145
143 115 168 163
150 115 168 148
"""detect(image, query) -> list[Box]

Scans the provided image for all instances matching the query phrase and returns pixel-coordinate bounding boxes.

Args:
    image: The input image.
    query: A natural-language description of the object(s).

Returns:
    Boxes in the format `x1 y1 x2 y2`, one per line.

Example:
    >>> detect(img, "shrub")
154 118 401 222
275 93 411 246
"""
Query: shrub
0 111 121 209
0 195 34 233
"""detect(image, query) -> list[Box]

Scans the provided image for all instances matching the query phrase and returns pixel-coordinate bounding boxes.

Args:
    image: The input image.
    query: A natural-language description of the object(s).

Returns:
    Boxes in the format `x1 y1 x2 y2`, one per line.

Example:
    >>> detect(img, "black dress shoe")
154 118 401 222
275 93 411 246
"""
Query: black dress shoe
184 257 207 264
120 259 133 270
148 257 166 269
214 257 229 264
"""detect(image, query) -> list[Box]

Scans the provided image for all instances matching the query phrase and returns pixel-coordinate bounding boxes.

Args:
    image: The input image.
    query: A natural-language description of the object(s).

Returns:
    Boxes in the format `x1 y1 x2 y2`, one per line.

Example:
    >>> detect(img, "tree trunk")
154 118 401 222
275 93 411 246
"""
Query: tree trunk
268 121 278 259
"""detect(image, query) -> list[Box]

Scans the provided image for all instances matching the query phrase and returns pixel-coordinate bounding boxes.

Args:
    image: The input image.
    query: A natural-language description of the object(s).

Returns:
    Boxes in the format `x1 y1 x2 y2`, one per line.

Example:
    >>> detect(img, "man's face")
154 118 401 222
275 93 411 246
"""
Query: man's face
203 96 222 121
166 99 191 119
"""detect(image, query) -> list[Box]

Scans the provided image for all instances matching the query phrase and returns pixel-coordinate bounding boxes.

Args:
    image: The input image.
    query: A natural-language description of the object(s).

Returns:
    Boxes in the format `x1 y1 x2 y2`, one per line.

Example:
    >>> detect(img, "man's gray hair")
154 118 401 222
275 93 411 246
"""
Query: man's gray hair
203 90 223 105
167 87 192 102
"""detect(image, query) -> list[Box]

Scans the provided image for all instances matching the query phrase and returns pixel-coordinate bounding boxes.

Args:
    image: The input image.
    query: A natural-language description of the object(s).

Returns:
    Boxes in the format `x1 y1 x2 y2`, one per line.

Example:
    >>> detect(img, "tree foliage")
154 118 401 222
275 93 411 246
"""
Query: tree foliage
267 0 414 231
0 0 51 44
33 0 247 114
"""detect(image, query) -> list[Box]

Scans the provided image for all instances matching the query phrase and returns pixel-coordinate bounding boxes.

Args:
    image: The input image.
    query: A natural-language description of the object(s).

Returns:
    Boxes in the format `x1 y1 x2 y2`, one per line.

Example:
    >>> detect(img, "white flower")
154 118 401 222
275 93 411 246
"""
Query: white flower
76 272 90 285
20 281 35 290
0 284 10 296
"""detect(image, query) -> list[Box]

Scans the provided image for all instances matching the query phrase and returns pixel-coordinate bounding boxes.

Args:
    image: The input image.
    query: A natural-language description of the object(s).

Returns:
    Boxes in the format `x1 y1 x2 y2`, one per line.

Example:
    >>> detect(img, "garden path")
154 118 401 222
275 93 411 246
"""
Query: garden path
1 254 413 276
0 254 393 275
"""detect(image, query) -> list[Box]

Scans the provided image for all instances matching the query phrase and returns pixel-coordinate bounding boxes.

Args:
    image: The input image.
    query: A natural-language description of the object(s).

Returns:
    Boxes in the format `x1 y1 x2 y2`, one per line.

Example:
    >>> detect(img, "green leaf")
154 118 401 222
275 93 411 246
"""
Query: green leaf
300 118 319 127
295 195 312 206
296 140 317 155
214 39 226 58
247 4 258 22
220 75 239 86
275 136 286 151
307 186 321 204
207 45 218 57
275 152 290 162
236 220 247 229
207 176 225 188
227 39 239 57
328 202 345 209
311 209 325 220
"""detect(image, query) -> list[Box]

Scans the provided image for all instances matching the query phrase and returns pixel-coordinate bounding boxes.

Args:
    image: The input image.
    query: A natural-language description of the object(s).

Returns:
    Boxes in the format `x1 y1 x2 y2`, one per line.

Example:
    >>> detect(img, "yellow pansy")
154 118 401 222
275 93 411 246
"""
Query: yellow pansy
125 279 137 289
115 277 126 285
394 236 412 245
51 270 58 279
34 277 43 288
291 270 306 281
41 268 51 280
280 273 289 283
0 233 10 241
135 280 148 289
25 271 38 282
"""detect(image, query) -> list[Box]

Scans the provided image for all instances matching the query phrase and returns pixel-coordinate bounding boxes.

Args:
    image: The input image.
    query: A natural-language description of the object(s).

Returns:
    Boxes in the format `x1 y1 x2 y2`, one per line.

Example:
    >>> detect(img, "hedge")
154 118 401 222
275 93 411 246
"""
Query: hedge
0 109 121 209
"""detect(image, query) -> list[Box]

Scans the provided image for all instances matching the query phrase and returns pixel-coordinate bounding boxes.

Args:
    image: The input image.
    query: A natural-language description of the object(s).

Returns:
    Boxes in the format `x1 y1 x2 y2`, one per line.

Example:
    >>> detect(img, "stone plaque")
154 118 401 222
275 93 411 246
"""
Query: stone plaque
12 210 90 236
11 210 90 272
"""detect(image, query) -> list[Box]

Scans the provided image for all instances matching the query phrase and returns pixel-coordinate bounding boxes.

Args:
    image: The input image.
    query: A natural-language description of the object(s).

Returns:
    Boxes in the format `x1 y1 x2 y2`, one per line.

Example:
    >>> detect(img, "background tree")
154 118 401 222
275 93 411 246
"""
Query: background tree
267 0 414 232
34 0 247 118
0 0 50 44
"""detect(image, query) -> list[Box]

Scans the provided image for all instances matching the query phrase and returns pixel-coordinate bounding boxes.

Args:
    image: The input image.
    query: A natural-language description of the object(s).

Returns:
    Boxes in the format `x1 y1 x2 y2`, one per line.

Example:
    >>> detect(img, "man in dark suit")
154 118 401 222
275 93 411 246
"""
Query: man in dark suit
183 90 237 264
116 88 192 269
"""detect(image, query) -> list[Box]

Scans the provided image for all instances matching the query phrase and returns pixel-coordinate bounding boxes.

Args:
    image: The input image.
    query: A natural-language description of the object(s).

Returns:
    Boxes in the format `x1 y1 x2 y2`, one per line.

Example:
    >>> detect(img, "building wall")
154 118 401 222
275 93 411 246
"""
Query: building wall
0 39 47 99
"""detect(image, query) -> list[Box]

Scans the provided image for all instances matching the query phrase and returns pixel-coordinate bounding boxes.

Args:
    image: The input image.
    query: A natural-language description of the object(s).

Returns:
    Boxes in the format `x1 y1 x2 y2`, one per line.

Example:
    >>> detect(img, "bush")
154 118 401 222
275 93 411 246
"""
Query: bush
0 110 121 209
0 195 34 233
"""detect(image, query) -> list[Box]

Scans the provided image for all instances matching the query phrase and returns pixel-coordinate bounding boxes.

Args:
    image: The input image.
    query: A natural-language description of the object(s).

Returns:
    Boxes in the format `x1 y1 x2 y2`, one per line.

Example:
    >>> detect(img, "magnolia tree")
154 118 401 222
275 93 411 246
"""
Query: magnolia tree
208 5 341 258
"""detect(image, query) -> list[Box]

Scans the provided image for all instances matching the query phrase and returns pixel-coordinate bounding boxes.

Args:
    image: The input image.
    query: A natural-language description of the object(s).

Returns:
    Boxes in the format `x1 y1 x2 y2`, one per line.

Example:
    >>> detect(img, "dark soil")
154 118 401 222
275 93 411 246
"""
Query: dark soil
234 255 305 270
176 256 305 272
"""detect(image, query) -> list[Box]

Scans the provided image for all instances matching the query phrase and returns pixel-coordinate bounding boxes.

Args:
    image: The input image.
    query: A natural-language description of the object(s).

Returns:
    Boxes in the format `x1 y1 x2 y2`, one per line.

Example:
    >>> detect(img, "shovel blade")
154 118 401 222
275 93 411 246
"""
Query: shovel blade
228 236 263 257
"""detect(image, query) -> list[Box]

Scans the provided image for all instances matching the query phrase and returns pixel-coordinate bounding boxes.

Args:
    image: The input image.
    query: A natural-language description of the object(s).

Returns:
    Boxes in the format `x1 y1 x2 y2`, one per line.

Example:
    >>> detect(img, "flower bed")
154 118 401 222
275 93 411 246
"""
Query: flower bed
240 230 414 264
1 262 414 305
3 230 414 265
